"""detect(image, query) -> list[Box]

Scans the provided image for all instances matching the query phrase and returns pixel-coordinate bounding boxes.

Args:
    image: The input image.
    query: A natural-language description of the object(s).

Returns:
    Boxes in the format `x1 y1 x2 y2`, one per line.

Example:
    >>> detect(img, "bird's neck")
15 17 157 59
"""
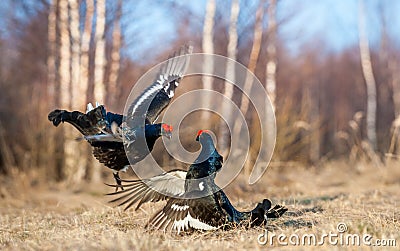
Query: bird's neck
144 124 162 149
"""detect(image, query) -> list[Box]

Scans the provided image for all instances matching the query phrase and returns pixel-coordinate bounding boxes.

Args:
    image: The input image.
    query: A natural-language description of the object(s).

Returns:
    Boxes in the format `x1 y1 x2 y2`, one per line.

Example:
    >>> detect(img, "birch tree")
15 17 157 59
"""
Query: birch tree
358 0 377 150
232 0 264 173
47 0 58 177
202 0 216 120
90 0 107 182
266 0 277 109
234 0 264 133
47 0 57 106
69 0 88 183
264 0 277 167
59 0 71 110
94 0 106 104
80 0 94 101
70 0 81 109
58 0 74 180
107 0 122 106
219 0 240 152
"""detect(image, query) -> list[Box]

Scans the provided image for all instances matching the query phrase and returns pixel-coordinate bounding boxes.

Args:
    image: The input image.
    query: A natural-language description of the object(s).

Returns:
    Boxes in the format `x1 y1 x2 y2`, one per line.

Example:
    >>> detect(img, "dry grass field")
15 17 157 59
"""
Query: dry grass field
0 160 399 250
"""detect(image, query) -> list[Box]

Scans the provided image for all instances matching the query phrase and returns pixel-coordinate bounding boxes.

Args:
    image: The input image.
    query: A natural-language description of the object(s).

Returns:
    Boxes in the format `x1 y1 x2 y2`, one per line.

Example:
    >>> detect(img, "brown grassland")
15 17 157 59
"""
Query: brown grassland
0 160 399 250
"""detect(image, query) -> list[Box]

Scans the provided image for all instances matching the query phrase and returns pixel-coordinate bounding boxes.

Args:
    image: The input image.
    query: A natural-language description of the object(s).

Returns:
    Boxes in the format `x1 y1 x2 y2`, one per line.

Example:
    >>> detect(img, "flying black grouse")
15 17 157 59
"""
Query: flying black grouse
48 104 173 188
107 130 287 233
48 45 192 187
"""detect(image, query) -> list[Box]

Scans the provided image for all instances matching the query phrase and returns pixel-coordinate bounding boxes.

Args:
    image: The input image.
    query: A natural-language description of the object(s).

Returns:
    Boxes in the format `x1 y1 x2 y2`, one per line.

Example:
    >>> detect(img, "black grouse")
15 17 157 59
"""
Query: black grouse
48 104 173 189
48 45 192 187
107 130 287 233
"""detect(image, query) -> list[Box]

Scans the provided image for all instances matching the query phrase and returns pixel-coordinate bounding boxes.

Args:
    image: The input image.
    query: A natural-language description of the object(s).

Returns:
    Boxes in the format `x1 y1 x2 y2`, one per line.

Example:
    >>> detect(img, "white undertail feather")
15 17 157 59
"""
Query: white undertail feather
86 102 94 113
172 212 217 234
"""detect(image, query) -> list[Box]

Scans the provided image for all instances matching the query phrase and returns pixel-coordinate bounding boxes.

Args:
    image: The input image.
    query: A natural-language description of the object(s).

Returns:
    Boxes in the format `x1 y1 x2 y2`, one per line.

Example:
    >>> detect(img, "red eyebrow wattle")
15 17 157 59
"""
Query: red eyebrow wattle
197 129 211 136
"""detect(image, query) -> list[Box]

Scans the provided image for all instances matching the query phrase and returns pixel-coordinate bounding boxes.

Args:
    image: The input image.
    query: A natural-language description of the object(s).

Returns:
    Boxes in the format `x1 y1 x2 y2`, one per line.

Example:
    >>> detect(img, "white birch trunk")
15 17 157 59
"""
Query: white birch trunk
47 0 57 105
219 0 240 152
358 0 378 150
92 0 107 182
70 0 82 109
108 0 122 107
266 0 277 109
236 0 264 121
46 0 58 176
93 0 106 104
233 0 264 174
80 0 94 102
59 0 74 180
202 0 216 121
262 0 277 171
69 0 88 183
59 0 71 109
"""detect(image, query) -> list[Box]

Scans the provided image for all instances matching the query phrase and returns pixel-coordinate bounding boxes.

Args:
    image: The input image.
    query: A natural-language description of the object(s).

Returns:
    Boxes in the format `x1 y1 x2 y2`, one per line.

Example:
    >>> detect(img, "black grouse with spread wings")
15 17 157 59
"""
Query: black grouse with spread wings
108 130 287 233
48 45 192 187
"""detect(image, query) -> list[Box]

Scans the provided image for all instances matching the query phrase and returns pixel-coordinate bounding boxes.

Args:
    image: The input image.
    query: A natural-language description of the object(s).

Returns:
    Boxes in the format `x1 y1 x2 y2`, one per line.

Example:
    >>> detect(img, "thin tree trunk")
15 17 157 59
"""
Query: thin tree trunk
219 0 240 153
47 0 58 178
81 0 94 102
234 0 264 130
107 0 122 107
93 0 106 104
232 0 264 175
260 0 278 173
92 0 107 183
358 0 378 150
59 0 71 110
47 0 57 106
202 0 216 121
58 0 73 181
70 0 81 109
266 0 277 109
69 0 88 183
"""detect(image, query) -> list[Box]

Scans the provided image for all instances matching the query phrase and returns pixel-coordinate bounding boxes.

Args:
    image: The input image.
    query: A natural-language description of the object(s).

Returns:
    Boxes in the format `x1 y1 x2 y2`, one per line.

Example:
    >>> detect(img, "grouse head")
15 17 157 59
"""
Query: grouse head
86 105 108 130
195 130 223 173
161 123 173 139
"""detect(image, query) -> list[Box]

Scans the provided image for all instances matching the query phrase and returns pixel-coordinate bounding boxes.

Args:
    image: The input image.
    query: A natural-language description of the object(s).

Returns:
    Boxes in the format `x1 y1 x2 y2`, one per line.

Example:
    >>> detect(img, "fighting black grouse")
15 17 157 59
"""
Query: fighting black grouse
107 130 287 233
48 104 173 188
48 45 192 187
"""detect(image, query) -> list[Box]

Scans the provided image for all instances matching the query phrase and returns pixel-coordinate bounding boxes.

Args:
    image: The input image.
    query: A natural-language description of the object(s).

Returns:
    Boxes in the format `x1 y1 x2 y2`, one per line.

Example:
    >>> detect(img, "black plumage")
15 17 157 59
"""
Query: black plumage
48 105 172 189
108 130 287 233
48 105 109 135
48 45 192 188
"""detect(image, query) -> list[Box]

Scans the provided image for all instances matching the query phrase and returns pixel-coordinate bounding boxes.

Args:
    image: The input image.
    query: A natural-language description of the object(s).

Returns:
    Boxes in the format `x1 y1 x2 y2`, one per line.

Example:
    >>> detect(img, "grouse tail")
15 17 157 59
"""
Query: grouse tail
48 109 66 127
250 199 287 226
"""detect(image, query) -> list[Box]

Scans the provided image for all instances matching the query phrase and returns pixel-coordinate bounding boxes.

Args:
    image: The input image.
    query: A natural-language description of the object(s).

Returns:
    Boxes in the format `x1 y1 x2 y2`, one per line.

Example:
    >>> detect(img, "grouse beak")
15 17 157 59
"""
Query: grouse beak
165 131 172 139
195 135 199 141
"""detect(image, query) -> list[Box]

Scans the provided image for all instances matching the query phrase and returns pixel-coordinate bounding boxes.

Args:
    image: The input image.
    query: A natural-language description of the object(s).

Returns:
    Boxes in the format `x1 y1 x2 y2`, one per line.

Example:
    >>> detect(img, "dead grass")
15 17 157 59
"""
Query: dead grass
0 160 399 250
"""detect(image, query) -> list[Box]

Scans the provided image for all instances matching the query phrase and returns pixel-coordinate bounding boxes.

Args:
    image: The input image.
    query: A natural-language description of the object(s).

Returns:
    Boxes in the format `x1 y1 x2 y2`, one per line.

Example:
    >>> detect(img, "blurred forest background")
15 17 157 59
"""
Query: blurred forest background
0 0 399 185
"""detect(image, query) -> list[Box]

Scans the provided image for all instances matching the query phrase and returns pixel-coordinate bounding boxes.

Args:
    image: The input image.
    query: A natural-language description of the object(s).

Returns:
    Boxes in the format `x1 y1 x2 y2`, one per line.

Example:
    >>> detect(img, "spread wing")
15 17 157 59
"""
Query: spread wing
147 191 227 233
107 169 187 210
126 45 192 127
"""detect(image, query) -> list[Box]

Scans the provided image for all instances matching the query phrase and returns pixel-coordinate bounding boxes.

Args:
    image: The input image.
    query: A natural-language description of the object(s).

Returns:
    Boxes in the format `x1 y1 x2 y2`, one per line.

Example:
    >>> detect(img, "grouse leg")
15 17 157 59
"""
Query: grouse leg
113 172 124 192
